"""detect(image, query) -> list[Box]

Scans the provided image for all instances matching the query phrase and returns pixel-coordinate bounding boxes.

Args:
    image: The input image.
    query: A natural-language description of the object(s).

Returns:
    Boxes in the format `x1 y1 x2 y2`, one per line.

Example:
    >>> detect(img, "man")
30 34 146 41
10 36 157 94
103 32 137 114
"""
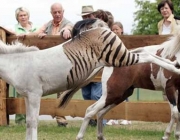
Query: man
79 5 107 126
80 5 96 19
34 2 73 40
34 2 73 127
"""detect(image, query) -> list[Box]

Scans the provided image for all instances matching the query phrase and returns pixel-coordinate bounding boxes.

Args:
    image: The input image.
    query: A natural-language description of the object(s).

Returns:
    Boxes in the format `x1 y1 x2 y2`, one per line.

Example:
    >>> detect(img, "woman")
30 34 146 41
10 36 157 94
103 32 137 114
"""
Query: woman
7 7 38 124
7 7 38 37
157 0 180 35
111 21 124 36
157 0 180 101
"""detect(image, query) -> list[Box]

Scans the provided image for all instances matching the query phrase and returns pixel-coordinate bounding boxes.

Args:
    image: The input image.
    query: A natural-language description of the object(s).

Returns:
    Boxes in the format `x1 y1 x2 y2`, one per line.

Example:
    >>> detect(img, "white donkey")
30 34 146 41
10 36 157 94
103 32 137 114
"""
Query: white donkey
0 19 180 140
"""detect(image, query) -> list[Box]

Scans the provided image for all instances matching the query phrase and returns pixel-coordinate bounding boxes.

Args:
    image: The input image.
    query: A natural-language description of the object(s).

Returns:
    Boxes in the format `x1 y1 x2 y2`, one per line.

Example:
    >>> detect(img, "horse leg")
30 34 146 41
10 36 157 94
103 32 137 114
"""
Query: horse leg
131 47 179 66
76 97 107 140
162 103 176 140
164 89 180 140
175 112 180 140
174 91 180 140
96 104 116 140
25 95 41 140
138 53 180 75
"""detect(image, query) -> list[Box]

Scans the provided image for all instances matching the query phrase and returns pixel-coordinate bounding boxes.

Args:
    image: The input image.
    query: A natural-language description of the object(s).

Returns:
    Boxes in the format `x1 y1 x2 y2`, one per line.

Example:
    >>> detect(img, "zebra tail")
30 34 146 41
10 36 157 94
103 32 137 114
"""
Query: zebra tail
58 88 78 108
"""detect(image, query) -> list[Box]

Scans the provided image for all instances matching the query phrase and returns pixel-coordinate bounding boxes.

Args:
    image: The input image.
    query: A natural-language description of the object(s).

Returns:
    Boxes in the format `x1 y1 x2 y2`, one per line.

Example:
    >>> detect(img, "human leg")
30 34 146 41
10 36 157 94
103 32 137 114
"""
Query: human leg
82 83 99 126
81 83 92 100
91 82 102 100
91 82 107 125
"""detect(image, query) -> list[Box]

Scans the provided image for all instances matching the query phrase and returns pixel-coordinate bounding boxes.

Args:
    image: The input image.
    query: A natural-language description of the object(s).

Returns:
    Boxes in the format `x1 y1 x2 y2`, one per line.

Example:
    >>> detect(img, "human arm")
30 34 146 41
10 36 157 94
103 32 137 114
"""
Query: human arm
60 25 73 39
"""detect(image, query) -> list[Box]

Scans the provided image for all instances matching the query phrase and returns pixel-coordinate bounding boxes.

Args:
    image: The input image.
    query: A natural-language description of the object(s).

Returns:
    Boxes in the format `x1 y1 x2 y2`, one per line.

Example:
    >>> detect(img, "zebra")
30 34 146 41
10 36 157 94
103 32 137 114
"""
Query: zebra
59 19 180 108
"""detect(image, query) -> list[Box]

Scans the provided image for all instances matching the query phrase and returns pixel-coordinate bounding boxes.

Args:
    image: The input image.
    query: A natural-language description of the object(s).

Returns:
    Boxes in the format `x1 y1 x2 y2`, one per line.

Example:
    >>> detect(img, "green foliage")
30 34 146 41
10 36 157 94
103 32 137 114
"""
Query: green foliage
132 0 180 35
173 0 180 15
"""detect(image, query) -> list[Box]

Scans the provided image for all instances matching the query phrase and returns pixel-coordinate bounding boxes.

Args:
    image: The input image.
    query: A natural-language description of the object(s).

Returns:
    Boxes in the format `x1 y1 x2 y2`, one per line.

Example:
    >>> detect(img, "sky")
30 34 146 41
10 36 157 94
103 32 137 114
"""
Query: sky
0 0 155 34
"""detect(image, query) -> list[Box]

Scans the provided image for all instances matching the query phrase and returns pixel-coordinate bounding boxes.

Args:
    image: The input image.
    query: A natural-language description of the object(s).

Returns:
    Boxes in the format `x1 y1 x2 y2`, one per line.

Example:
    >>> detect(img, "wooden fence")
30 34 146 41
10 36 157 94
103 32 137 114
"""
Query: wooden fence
0 27 172 126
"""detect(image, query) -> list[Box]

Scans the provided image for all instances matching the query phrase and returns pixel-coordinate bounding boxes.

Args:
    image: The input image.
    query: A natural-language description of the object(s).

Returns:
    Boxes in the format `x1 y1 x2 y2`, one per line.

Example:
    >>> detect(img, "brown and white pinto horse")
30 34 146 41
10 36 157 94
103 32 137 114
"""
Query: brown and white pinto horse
75 31 180 140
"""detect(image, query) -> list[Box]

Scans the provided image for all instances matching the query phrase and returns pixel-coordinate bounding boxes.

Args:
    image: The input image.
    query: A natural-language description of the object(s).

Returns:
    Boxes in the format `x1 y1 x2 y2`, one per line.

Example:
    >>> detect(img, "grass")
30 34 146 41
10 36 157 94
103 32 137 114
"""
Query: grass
0 120 176 140
5 86 168 139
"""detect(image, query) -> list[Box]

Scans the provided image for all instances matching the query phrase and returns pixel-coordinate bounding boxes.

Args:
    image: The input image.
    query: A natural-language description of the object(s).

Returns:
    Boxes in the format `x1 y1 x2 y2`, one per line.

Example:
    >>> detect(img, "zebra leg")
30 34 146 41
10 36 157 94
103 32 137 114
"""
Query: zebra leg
76 97 106 140
96 104 116 140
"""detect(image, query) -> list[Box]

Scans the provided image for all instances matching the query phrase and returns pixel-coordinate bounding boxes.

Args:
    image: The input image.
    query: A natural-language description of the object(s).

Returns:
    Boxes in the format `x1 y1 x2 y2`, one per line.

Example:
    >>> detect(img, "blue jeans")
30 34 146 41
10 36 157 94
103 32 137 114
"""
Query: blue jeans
82 82 102 100
82 82 107 125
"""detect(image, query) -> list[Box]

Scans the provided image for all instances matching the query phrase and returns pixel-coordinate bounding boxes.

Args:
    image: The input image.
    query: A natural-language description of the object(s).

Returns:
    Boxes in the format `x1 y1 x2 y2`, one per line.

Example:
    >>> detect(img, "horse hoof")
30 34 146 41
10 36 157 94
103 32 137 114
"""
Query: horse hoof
161 136 169 140
97 136 106 140
76 136 83 140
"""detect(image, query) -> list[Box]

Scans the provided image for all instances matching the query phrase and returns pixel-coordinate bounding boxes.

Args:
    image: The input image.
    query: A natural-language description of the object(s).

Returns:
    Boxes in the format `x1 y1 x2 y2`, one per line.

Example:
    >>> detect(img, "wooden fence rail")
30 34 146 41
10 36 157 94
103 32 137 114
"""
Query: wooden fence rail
0 27 172 125
7 98 170 122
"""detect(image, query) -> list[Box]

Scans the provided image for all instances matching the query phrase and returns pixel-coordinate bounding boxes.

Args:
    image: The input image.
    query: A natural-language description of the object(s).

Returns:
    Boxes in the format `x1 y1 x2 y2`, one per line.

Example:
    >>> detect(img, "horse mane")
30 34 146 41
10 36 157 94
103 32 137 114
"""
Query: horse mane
72 18 98 38
0 40 39 54
161 26 180 58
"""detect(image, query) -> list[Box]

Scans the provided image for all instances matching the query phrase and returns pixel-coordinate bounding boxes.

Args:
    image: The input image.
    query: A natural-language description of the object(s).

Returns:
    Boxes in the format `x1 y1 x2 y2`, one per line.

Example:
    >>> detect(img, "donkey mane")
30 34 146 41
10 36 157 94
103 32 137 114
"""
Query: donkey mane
0 40 39 54
72 18 98 38
161 26 180 58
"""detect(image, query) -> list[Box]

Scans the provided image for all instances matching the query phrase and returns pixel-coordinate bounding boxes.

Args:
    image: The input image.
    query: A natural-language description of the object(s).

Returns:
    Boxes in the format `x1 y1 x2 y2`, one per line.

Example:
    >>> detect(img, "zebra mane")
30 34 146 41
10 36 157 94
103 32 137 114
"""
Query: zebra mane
160 26 180 58
0 40 39 54
72 19 98 38
72 18 109 38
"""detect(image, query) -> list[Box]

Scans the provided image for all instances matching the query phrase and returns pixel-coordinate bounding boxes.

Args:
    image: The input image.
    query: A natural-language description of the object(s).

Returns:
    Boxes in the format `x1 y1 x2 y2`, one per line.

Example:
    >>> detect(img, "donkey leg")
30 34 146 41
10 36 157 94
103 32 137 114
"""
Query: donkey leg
76 99 106 140
96 104 116 140
25 95 41 140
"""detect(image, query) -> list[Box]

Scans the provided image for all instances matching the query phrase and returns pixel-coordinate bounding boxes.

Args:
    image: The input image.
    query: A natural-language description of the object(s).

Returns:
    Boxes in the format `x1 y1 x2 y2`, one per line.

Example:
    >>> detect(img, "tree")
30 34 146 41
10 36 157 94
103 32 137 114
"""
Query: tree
132 0 180 35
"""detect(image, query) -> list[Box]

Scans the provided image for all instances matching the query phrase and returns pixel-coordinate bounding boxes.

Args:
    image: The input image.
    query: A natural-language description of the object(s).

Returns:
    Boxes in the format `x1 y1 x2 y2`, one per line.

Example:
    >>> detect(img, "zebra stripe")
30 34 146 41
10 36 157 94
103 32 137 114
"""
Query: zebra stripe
105 35 117 63
119 49 127 66
64 28 141 88
126 52 131 65
112 42 122 66
103 32 112 43
130 54 136 65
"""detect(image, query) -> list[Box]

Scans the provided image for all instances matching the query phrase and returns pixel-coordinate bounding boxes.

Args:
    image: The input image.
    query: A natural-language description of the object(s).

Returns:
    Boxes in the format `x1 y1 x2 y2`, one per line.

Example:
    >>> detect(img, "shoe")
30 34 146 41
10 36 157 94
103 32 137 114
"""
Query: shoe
120 120 131 125
106 120 119 125
57 122 68 127
89 119 97 127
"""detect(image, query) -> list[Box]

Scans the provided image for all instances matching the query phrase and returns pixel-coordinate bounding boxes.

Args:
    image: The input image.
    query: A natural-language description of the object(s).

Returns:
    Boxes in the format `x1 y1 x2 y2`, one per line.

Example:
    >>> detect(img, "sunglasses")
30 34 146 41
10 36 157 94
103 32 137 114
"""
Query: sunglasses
82 14 92 19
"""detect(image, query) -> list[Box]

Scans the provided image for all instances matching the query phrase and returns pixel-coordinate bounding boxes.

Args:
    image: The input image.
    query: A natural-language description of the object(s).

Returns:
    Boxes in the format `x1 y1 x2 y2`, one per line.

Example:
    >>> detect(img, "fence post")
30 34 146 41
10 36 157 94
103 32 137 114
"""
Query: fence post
0 28 9 126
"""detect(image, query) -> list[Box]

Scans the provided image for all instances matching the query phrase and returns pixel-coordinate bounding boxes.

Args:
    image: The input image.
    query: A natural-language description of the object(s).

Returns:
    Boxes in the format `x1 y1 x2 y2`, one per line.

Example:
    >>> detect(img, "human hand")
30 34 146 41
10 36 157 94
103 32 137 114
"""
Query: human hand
38 33 47 39
16 33 26 40
61 28 72 39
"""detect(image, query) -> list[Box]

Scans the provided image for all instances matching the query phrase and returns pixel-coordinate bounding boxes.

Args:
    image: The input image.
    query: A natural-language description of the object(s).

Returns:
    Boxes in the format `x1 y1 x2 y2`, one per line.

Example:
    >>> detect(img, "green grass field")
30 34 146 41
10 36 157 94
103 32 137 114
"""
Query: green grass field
0 120 176 140
4 86 172 140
